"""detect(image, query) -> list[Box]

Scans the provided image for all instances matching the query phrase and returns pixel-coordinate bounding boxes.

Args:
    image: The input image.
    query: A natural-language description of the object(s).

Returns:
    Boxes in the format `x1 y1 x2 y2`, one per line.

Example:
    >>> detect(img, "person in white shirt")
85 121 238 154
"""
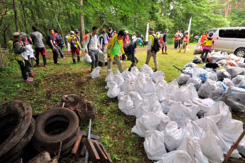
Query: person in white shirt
65 32 71 52
132 33 137 42
85 26 101 72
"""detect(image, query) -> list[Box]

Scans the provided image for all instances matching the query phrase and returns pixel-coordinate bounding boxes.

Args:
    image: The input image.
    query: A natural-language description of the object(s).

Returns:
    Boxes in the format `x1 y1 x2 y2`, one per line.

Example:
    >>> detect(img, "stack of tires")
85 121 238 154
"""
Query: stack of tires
32 107 79 156
0 101 35 163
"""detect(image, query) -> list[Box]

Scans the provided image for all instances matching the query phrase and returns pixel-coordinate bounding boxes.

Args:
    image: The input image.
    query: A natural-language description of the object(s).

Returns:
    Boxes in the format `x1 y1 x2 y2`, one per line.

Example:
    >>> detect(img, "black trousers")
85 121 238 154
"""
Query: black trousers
35 47 47 65
178 39 182 48
17 60 28 80
52 49 59 64
201 49 210 63
174 40 179 49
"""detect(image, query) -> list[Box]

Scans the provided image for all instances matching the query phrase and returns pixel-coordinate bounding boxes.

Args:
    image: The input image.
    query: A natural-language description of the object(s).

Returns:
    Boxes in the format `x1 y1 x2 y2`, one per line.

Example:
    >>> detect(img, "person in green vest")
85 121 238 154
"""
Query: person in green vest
107 30 127 73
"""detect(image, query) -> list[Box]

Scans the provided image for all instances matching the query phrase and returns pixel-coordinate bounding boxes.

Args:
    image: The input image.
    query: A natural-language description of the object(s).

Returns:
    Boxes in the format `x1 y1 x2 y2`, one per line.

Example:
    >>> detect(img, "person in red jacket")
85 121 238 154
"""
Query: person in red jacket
200 31 208 47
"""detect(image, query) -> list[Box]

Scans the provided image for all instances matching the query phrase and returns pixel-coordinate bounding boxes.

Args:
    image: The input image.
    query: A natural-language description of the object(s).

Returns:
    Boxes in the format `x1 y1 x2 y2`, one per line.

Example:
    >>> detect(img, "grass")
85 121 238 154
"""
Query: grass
0 46 245 163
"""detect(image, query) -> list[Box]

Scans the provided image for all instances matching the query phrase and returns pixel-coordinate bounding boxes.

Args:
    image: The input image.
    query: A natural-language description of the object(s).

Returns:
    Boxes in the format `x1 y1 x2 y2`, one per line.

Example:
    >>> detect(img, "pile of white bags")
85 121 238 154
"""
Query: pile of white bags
104 64 245 162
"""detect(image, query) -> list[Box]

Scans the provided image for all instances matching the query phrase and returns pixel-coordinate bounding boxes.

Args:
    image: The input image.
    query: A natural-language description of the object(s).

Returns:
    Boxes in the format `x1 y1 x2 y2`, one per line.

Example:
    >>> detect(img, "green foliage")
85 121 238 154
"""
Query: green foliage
0 0 237 47
229 8 245 27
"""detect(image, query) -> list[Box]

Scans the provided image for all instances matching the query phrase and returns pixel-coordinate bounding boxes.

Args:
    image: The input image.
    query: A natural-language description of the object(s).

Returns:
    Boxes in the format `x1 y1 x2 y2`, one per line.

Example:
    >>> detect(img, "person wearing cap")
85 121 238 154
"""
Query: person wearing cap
146 28 158 72
13 32 33 82
68 31 81 63
179 31 190 53
107 30 126 73
85 26 100 71
65 32 71 52
123 39 139 71
47 29 59 64
30 26 47 67
22 33 36 77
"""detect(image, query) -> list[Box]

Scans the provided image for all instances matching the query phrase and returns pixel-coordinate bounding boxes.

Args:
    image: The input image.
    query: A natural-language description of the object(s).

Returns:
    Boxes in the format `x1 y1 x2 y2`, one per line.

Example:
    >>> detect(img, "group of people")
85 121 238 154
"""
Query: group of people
10 22 215 83
10 26 67 82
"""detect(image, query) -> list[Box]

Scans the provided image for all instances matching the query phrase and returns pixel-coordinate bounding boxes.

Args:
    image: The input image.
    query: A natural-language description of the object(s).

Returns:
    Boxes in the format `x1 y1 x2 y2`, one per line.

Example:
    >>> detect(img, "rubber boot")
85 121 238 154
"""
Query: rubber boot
77 56 81 62
73 59 76 64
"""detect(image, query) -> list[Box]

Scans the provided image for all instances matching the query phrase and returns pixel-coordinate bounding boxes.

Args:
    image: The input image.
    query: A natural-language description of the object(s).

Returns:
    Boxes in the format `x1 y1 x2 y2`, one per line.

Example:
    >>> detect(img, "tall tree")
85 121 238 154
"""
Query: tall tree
13 0 19 31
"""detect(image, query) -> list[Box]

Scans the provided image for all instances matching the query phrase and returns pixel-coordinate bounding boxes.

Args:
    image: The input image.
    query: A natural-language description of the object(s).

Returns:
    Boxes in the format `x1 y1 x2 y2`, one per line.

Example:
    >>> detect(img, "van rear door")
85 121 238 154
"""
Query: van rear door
234 29 245 56
213 29 238 53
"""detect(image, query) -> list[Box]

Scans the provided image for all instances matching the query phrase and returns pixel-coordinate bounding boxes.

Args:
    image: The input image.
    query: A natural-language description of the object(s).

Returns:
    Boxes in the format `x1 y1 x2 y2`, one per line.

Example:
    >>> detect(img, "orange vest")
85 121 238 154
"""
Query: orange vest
174 33 180 40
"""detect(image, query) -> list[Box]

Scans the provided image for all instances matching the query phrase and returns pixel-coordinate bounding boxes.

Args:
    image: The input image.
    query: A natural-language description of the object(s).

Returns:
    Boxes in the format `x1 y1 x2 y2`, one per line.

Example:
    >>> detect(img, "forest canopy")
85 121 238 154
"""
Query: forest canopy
0 0 244 47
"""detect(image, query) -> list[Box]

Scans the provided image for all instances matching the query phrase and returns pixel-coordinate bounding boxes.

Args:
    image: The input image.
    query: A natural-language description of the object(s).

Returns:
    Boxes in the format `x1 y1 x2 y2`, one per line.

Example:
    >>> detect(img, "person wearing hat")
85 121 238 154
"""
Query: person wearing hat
123 39 139 71
13 32 33 82
179 31 190 53
68 31 81 63
107 30 127 73
21 33 36 77
30 26 47 67
145 28 158 72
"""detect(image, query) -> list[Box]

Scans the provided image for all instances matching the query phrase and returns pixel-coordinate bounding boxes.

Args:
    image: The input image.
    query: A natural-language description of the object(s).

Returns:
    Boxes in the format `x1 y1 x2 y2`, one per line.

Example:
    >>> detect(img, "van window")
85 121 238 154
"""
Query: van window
237 29 245 39
219 29 239 38
208 29 217 35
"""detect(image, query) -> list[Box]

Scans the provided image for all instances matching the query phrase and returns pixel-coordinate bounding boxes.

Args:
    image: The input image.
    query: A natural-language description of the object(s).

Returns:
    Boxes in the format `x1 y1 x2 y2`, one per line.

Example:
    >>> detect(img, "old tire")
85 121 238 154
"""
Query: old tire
0 101 32 157
32 107 79 155
0 118 35 163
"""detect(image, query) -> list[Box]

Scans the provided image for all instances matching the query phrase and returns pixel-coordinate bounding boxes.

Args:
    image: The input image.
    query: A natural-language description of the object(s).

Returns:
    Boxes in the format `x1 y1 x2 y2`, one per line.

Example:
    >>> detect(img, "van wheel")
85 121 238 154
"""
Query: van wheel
235 48 245 58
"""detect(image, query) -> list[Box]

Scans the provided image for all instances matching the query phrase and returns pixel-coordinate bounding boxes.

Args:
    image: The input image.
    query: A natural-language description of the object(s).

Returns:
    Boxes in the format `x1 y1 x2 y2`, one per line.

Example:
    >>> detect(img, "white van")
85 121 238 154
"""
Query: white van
208 27 245 57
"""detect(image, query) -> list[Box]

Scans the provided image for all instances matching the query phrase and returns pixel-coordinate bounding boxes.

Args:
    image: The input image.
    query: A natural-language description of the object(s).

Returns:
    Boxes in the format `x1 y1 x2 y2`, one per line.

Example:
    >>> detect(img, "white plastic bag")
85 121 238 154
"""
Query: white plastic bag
131 66 140 76
140 64 153 76
144 130 166 160
232 75 245 88
164 121 190 151
131 112 161 137
107 83 120 98
204 101 232 124
172 84 198 102
122 68 135 80
155 150 192 163
151 71 165 83
91 67 101 79
186 77 202 91
113 70 124 87
177 73 191 85
177 137 209 163
121 78 135 93
226 66 245 79
118 93 134 116
105 69 114 82
198 79 227 100
222 78 234 88
198 130 224 163
84 53 92 63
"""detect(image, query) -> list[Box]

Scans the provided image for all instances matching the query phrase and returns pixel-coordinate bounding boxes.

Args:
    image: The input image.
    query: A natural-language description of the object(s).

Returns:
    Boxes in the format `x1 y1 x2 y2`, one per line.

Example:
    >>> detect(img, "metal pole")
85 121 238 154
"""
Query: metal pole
85 119 92 163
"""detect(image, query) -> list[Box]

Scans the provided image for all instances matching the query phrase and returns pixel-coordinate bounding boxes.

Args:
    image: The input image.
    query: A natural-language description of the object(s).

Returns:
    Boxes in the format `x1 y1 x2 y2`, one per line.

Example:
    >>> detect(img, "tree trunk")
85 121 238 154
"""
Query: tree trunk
20 0 28 33
0 44 4 71
80 0 85 47
13 0 19 31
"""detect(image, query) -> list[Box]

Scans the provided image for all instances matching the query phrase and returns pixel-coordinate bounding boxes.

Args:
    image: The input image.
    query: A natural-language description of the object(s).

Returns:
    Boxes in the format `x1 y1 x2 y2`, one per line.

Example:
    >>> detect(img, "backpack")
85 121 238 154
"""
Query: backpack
57 34 64 46
151 35 161 53
70 36 77 48
204 38 214 47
